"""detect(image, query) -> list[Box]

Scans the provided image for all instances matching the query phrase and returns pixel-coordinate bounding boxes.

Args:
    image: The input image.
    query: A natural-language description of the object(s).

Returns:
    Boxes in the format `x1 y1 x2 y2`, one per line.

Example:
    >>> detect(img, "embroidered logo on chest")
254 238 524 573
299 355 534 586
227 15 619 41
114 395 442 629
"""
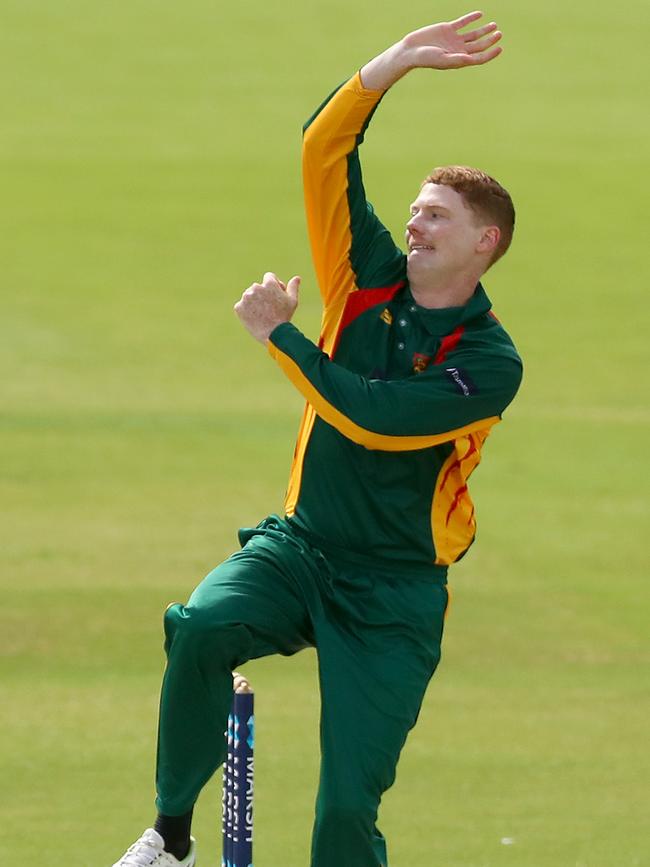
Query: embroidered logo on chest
412 353 432 374
380 308 393 325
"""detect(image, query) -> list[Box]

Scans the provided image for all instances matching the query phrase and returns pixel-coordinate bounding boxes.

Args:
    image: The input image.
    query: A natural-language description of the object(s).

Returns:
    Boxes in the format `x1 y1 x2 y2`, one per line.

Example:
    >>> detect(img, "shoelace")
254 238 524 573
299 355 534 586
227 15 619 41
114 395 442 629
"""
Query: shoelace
118 835 164 866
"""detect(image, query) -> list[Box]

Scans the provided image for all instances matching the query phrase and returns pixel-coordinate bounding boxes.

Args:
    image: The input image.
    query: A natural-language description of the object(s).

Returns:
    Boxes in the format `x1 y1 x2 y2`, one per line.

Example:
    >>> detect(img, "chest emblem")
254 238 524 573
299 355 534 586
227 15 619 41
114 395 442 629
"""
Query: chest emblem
380 308 393 325
412 353 432 374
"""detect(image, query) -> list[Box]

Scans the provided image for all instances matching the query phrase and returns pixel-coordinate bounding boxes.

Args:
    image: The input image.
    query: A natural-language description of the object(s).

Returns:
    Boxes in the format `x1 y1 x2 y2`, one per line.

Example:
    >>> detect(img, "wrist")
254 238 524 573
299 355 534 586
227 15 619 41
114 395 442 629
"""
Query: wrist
267 320 292 344
391 37 419 72
360 41 415 91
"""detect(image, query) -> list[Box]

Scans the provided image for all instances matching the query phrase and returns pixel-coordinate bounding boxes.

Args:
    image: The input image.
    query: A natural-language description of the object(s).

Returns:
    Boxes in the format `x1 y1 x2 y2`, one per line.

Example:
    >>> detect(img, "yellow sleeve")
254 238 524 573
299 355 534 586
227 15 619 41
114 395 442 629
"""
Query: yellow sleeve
302 74 405 348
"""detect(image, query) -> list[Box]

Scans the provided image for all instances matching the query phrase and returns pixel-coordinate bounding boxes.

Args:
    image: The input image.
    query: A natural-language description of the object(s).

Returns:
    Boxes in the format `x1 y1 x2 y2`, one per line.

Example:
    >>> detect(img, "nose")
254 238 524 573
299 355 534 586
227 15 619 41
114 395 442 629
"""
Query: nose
406 219 423 244
407 211 425 234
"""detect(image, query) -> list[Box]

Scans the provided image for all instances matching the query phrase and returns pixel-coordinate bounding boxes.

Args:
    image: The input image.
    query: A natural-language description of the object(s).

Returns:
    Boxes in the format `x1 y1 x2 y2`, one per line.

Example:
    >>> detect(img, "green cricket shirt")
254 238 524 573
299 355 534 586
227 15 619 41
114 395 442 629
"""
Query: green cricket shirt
266 73 522 579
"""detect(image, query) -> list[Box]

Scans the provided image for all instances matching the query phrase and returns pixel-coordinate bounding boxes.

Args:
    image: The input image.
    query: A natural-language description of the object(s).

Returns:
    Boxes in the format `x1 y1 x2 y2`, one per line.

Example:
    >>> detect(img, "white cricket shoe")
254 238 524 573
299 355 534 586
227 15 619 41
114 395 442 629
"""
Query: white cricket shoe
111 828 196 866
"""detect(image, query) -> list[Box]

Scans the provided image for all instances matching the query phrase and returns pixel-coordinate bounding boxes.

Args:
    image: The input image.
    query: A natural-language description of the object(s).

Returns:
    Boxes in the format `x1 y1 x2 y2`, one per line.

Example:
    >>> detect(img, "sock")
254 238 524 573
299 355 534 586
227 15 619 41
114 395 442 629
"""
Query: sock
154 808 194 861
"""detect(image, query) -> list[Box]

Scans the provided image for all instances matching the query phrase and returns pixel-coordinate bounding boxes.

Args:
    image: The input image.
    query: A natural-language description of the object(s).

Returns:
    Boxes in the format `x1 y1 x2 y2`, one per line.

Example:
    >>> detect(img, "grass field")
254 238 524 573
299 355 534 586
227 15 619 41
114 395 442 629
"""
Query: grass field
1 1 649 865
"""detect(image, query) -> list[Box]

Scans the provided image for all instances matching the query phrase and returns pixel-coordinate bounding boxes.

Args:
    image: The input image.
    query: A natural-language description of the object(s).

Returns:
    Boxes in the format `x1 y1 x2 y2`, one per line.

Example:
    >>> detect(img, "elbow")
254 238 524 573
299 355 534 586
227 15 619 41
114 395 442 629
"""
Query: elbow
302 127 327 164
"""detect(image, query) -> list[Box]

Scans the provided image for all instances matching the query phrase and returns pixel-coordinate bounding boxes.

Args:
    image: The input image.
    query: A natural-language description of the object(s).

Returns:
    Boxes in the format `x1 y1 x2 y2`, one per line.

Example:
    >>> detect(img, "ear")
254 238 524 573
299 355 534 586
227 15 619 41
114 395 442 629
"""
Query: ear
476 226 500 255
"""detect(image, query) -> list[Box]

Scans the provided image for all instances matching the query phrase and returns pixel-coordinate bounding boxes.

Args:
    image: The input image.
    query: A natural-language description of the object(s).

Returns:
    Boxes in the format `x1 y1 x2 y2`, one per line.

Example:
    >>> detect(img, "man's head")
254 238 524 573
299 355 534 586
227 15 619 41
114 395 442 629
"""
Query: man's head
405 167 515 287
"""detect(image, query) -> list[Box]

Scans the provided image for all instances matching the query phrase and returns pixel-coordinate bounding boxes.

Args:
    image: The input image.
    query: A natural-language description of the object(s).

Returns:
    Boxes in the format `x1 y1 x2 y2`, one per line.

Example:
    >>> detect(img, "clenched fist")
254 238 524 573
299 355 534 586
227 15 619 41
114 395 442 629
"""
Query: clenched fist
234 272 301 343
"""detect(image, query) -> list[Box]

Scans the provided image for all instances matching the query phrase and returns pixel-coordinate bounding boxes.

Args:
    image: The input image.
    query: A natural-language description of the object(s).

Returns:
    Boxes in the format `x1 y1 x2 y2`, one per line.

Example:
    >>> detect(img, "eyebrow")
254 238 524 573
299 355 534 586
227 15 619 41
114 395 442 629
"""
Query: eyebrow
409 203 452 213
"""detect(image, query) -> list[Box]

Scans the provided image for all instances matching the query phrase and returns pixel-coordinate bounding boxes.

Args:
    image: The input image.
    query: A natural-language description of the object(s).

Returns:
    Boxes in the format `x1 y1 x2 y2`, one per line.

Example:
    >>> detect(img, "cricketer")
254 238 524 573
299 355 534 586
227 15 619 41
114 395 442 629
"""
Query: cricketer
112 11 522 867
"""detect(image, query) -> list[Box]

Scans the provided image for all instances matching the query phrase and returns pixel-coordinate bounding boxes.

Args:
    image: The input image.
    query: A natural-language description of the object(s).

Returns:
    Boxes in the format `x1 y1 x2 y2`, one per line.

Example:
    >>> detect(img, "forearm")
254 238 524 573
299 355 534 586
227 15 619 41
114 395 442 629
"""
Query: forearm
359 40 414 91
267 322 510 451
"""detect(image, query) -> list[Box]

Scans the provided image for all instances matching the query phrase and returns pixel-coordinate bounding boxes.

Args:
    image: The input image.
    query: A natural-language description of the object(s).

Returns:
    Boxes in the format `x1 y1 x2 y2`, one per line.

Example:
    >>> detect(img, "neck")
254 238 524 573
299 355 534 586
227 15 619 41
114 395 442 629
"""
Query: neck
408 269 480 309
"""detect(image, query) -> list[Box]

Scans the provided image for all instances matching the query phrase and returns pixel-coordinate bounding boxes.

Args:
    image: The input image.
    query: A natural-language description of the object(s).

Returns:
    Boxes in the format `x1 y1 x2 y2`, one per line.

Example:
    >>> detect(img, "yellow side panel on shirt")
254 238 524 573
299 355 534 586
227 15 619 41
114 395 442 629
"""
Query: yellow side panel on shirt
284 403 317 517
284 308 346 517
431 429 493 565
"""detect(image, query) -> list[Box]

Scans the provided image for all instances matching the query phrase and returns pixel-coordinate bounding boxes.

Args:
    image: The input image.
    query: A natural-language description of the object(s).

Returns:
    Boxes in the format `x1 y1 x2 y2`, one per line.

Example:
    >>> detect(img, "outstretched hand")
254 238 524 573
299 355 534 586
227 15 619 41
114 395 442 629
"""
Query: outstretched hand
360 11 503 90
402 12 502 70
234 272 301 344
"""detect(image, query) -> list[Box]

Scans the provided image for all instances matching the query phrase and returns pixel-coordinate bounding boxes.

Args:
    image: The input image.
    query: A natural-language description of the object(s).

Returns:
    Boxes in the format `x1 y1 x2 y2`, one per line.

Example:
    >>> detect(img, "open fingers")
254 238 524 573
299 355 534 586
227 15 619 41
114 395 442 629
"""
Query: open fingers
467 43 503 65
462 21 497 43
450 10 484 31
465 29 502 55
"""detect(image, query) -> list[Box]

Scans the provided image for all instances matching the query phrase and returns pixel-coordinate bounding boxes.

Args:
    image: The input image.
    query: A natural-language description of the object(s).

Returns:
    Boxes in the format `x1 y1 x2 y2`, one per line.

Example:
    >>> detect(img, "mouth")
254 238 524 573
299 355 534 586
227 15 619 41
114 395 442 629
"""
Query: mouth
409 245 435 252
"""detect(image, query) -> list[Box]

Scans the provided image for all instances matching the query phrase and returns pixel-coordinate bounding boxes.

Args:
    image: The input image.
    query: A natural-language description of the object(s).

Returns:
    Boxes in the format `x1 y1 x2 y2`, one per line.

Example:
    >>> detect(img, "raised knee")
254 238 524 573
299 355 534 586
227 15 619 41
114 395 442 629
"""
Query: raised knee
163 601 237 652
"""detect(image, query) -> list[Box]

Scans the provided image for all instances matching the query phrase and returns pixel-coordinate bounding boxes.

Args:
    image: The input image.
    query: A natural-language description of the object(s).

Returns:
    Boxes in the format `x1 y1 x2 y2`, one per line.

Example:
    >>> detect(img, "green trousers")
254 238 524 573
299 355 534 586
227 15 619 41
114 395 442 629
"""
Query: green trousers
156 516 448 867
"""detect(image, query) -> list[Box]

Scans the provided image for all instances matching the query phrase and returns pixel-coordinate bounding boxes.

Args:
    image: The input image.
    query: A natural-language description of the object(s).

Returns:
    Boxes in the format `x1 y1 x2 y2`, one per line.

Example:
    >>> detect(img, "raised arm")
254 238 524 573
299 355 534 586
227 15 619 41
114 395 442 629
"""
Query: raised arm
360 11 503 90
302 77 404 317
303 12 503 336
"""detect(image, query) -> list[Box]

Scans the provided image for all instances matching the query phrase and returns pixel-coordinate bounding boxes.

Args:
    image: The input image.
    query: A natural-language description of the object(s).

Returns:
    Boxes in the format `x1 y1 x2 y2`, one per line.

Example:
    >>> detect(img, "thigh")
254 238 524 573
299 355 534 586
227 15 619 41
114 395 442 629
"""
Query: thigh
315 570 449 799
186 518 318 659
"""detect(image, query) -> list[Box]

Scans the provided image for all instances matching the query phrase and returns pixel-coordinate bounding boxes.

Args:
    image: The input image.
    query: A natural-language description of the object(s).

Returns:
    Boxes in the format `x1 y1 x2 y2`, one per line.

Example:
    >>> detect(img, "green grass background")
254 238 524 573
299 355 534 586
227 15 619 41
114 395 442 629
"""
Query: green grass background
1 0 649 864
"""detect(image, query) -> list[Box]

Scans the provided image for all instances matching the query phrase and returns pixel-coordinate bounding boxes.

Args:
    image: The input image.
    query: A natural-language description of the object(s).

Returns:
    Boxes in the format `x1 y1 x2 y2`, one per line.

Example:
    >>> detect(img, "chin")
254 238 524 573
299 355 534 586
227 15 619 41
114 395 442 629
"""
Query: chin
407 257 437 279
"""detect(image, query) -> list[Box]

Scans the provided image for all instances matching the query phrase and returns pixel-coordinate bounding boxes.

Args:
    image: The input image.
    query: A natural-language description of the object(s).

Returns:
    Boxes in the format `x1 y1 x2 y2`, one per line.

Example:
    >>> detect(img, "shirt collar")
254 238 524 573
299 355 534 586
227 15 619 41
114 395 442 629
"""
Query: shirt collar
402 282 492 336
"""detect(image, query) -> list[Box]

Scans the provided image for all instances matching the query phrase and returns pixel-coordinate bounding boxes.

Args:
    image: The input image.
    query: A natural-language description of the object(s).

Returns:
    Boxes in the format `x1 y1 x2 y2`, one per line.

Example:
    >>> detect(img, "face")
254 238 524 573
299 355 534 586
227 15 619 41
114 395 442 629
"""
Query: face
405 183 497 281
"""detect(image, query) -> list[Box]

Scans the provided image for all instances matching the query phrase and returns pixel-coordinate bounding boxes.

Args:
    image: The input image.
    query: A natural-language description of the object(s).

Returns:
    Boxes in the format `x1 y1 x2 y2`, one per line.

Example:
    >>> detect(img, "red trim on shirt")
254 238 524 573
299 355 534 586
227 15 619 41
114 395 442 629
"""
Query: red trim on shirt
330 282 404 358
446 484 468 526
439 436 478 491
434 326 465 364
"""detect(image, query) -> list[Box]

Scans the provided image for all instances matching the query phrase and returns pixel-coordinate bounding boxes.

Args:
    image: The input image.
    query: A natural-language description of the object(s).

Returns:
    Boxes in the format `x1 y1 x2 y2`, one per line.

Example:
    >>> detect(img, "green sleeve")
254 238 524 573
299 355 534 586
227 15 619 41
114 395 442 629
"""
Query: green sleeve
268 322 522 451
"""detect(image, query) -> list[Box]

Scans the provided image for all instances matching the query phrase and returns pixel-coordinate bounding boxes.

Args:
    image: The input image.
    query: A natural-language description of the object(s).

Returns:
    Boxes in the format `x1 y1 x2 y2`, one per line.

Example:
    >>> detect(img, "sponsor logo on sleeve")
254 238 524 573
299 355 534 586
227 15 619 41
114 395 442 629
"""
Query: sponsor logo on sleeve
445 367 478 396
